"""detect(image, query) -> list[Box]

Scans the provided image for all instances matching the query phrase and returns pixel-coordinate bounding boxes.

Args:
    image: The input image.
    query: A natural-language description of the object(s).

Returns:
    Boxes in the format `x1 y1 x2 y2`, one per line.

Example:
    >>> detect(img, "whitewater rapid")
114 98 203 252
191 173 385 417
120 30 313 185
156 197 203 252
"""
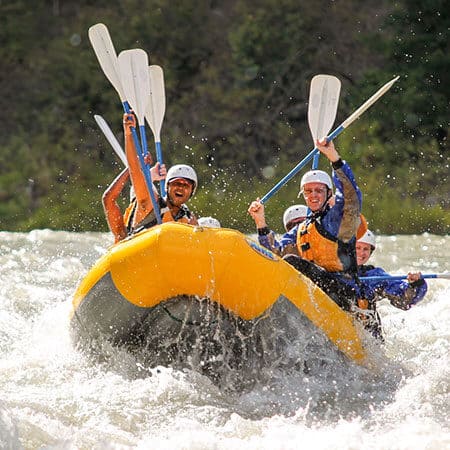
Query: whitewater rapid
0 230 448 449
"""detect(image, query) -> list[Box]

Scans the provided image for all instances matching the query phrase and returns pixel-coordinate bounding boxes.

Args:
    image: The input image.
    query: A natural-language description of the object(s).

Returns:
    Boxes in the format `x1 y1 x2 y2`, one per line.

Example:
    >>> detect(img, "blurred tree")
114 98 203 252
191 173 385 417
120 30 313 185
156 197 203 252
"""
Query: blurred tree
0 0 447 232
378 0 448 145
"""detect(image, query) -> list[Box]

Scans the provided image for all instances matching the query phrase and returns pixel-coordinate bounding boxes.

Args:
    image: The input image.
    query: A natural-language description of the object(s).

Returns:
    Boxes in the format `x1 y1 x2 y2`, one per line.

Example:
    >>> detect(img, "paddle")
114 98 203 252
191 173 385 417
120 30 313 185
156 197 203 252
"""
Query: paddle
260 76 400 204
308 75 341 170
88 23 161 223
88 23 129 110
118 50 151 157
94 114 127 167
88 23 145 161
146 65 167 197
360 273 450 282
118 49 162 224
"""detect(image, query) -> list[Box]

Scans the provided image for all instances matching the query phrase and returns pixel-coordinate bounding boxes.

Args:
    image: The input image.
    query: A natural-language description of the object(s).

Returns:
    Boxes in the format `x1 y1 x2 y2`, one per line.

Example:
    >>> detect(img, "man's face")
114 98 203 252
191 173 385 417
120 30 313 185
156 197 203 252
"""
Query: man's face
302 182 328 212
356 242 372 266
167 178 193 206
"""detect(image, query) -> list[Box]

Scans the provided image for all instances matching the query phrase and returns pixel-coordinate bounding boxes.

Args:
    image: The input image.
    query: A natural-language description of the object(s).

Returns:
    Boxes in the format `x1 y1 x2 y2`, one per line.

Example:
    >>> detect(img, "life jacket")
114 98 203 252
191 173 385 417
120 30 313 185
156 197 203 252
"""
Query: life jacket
124 197 192 234
356 264 378 308
297 212 357 273
353 264 383 340
161 203 192 224
123 201 137 233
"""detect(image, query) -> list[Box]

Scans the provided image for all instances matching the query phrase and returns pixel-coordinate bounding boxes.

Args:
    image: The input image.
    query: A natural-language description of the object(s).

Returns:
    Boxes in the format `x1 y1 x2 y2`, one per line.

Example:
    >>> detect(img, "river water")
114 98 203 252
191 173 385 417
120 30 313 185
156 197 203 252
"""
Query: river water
0 230 448 449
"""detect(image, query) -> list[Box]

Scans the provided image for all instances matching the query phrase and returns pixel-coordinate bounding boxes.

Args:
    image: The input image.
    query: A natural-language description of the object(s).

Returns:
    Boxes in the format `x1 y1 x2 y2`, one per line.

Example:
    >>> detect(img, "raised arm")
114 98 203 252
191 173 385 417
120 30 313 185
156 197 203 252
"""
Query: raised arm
102 168 129 243
316 139 362 242
123 113 158 226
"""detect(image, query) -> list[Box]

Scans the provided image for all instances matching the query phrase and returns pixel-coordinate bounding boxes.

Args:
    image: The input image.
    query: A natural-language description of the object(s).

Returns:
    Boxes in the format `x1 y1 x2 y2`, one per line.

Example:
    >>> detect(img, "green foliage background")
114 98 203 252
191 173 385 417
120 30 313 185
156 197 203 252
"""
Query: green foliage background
0 0 448 235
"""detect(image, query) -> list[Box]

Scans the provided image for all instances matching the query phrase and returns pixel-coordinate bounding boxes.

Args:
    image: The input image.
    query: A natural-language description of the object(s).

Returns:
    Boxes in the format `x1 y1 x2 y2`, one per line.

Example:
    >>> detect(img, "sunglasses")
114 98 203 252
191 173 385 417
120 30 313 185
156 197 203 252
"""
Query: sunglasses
302 188 327 196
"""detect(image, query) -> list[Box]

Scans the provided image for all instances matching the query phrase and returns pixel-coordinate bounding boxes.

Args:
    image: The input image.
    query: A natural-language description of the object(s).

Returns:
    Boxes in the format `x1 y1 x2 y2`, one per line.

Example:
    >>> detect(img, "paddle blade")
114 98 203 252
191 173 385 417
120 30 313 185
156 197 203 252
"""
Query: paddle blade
118 49 150 125
94 114 127 167
146 65 166 142
308 75 341 142
88 23 126 102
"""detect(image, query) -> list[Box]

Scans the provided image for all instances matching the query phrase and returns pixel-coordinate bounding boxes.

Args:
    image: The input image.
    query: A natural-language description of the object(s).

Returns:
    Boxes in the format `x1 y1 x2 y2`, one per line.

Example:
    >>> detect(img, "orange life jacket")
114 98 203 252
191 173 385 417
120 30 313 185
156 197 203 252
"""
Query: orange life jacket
297 216 357 273
124 198 191 233
161 209 190 224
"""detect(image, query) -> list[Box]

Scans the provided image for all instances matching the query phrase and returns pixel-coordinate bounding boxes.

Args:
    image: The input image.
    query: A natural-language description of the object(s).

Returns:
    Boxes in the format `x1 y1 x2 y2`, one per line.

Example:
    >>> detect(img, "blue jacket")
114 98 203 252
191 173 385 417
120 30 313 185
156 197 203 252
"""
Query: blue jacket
358 265 428 310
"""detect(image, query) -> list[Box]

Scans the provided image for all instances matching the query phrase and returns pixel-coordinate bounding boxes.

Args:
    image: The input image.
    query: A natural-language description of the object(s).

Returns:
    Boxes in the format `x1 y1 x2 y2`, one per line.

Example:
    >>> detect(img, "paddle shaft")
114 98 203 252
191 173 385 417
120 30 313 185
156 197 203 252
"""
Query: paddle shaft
147 65 167 197
119 50 162 223
94 114 127 167
122 107 161 224
360 274 450 281
260 76 399 204
154 142 166 192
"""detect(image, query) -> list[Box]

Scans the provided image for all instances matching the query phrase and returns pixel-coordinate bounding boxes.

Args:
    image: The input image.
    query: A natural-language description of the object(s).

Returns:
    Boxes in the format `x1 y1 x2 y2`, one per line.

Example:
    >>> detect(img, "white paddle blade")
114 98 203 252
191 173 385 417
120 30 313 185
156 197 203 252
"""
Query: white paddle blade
94 114 128 167
308 75 341 142
118 49 150 125
146 65 166 142
88 23 126 102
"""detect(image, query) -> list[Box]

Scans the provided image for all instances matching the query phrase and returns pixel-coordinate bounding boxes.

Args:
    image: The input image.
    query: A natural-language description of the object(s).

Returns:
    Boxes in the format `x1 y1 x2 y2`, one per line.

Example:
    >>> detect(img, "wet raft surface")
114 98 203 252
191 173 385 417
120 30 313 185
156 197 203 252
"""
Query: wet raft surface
70 224 366 391
71 290 348 391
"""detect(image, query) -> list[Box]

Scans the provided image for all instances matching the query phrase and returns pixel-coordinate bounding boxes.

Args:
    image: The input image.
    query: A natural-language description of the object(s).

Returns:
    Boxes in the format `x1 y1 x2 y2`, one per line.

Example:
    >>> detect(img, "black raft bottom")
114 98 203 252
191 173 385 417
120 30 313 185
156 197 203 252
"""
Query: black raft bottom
71 293 348 392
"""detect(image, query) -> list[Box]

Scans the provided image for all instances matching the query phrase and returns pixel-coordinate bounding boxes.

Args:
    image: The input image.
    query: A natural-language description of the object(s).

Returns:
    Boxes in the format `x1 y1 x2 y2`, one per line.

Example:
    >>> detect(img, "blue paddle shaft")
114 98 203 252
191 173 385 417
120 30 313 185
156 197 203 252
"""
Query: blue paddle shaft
260 149 316 204
123 102 162 224
260 125 346 204
312 152 320 170
260 75 400 204
360 274 441 282
139 125 149 156
155 141 166 197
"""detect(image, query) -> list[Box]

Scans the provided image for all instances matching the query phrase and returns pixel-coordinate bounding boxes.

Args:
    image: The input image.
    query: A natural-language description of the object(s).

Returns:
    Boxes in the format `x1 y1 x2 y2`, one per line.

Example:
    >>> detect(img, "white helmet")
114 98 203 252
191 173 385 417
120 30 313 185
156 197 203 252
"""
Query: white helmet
166 164 198 196
198 216 221 228
358 229 376 250
283 204 308 231
300 170 332 190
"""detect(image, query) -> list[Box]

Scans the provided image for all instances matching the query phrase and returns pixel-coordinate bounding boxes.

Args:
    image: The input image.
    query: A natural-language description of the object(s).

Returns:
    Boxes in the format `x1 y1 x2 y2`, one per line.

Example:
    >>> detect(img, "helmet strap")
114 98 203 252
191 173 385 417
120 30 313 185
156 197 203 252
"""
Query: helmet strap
318 188 332 211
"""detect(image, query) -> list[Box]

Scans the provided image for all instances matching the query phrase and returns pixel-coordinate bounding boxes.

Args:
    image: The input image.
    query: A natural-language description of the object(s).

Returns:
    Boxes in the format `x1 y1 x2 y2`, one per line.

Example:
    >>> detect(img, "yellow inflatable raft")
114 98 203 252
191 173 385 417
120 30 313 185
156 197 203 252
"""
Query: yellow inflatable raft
70 223 367 378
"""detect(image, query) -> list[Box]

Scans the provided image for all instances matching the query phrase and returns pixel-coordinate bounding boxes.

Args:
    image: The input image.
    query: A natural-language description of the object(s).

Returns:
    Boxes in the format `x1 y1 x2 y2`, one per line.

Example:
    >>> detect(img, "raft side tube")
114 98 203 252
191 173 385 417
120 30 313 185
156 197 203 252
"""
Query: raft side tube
71 223 367 364
108 223 288 318
70 252 111 319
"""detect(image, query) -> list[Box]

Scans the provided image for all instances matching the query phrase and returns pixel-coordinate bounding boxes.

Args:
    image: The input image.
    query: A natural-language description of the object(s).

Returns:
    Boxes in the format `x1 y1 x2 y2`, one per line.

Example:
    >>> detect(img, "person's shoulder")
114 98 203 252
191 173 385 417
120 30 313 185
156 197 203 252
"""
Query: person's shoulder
279 225 298 244
359 265 386 276
371 266 389 276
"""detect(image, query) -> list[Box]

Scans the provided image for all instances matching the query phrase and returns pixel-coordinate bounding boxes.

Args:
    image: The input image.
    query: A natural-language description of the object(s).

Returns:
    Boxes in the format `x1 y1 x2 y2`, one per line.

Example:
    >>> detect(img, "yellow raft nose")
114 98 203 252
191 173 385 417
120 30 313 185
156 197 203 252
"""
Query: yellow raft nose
71 222 366 364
